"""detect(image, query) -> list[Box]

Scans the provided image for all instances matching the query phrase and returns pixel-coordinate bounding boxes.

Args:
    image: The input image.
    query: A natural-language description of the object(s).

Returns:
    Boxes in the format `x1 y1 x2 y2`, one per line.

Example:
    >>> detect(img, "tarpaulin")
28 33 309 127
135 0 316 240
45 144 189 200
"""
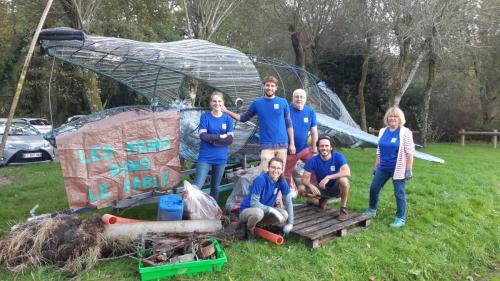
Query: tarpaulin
57 110 181 209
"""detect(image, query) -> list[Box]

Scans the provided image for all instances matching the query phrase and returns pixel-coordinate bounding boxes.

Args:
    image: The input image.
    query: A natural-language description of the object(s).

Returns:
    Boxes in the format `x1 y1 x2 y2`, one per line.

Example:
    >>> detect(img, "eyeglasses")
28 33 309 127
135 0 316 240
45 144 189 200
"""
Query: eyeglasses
268 165 283 170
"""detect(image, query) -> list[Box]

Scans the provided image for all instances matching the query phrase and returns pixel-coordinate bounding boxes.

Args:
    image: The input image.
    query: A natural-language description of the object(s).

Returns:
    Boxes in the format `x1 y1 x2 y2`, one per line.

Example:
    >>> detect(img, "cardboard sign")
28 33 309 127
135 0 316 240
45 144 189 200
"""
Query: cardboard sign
57 110 181 209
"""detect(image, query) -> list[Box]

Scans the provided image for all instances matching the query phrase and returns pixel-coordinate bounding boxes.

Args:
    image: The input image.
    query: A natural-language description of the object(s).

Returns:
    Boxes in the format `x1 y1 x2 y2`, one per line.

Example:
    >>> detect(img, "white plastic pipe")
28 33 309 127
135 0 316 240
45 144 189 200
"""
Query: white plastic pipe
103 220 222 239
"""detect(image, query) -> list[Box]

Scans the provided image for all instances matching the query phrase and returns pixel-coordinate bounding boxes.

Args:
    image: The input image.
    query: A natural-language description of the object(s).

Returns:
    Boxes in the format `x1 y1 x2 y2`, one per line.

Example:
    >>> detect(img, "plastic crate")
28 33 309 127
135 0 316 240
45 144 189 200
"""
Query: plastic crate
138 238 227 280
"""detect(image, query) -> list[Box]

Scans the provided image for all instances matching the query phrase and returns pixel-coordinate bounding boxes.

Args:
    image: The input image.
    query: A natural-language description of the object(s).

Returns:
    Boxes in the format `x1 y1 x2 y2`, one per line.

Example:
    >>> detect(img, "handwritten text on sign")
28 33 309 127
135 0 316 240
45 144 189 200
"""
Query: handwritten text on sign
57 110 181 209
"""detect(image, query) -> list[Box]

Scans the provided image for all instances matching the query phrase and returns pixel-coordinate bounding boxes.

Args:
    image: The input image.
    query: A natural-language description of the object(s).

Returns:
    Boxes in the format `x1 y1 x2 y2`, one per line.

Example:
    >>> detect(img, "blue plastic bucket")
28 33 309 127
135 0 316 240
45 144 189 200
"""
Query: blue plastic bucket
157 194 183 221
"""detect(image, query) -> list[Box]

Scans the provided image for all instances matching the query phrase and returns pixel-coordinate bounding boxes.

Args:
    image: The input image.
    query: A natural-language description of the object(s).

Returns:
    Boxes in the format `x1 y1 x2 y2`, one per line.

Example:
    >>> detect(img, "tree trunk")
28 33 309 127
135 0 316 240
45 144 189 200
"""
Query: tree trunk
421 54 435 147
81 70 103 112
357 36 370 132
289 23 308 87
289 24 306 69
188 78 199 106
472 53 498 127
391 34 411 105
393 49 426 106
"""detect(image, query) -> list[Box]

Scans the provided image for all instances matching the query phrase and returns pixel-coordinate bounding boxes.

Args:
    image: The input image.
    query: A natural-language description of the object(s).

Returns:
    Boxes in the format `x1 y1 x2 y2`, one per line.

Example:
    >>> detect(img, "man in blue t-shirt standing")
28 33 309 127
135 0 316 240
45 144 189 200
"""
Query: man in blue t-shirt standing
302 137 351 221
284 89 318 193
222 76 295 171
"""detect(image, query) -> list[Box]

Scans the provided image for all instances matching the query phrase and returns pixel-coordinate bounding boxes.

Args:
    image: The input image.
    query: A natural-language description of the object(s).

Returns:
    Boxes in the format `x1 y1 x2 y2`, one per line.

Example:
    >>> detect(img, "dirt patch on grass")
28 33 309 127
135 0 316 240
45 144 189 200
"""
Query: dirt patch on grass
0 176 13 186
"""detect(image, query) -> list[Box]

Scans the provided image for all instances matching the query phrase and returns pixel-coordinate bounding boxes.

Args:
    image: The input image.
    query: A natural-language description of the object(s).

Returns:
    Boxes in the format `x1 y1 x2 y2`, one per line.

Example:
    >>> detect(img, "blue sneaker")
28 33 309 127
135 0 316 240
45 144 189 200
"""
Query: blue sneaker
389 218 406 228
362 208 377 218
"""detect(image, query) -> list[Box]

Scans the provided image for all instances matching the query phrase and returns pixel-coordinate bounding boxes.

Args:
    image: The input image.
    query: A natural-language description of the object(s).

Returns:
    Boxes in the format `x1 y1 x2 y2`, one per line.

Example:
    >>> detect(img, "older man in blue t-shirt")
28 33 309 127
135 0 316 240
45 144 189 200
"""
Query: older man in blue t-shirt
284 89 318 193
222 76 295 171
302 137 351 221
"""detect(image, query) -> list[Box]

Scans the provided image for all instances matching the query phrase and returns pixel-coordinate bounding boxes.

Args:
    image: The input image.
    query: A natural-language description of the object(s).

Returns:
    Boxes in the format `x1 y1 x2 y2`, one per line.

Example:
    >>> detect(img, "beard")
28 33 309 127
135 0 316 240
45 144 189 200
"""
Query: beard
264 91 275 97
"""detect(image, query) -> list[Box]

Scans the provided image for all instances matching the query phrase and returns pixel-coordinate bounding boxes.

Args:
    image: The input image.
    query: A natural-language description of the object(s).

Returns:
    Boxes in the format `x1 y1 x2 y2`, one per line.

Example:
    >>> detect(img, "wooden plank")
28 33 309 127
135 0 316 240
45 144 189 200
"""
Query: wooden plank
459 131 500 136
294 208 332 220
297 215 370 238
289 204 371 247
309 214 370 240
296 212 360 235
294 208 338 225
293 210 340 232
293 206 319 217
294 209 357 236
305 228 346 249
293 204 309 212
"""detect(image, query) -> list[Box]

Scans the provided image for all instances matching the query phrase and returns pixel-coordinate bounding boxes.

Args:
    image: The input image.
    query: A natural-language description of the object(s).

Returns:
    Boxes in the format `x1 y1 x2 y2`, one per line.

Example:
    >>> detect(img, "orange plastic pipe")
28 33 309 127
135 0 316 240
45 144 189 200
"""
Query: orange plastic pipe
255 227 284 245
101 214 145 224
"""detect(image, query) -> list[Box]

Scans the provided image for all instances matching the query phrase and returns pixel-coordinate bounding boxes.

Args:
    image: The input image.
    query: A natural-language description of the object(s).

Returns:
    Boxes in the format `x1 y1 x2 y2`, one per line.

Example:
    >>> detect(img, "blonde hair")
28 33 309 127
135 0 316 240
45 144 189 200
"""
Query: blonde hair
210 91 224 101
383 106 406 126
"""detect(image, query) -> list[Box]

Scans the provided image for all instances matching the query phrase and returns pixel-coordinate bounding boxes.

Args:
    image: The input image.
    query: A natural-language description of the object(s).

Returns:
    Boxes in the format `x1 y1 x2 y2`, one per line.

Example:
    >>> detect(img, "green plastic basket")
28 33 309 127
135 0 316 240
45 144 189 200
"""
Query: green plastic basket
138 238 227 280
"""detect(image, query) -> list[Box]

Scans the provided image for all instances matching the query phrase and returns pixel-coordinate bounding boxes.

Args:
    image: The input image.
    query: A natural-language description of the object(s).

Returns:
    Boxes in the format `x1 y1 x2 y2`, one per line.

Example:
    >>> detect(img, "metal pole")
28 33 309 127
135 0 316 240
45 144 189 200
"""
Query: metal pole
0 0 54 162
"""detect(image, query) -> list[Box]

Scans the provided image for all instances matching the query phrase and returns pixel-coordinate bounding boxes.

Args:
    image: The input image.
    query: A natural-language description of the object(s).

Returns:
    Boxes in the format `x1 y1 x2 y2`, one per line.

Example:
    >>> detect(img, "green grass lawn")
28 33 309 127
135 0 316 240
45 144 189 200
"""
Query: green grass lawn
0 143 498 280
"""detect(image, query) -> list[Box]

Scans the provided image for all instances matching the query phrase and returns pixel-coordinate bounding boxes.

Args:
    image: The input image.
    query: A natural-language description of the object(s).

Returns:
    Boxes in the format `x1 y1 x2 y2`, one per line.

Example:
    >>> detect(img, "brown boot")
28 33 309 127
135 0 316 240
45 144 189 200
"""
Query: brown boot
337 207 349 221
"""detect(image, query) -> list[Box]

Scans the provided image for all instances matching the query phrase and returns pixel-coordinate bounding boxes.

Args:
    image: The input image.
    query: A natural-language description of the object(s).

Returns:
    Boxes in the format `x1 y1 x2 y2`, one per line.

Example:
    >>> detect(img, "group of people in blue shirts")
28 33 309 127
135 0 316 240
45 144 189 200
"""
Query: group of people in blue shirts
193 75 415 242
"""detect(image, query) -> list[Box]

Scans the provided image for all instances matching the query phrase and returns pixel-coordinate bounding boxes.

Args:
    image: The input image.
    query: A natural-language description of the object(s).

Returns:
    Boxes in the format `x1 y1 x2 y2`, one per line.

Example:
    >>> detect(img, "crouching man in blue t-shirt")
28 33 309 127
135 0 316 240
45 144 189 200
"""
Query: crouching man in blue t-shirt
302 137 351 221
238 157 294 242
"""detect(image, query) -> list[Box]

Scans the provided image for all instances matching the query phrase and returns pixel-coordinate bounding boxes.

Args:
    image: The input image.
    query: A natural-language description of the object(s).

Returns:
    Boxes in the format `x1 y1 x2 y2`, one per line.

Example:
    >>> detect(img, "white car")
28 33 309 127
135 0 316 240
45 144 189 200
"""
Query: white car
0 118 25 134
0 122 55 166
13 118 53 134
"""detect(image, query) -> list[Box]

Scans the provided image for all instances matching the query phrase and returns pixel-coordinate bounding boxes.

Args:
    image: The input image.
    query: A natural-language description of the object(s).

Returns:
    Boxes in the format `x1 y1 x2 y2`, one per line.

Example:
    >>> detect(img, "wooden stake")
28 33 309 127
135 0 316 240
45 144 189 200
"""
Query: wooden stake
459 129 465 146
0 0 54 162
493 129 497 149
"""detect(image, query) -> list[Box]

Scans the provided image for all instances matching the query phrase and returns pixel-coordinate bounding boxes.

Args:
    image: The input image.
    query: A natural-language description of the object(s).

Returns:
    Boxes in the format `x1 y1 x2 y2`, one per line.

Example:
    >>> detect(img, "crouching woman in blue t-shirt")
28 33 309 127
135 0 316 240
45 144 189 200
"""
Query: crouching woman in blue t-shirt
238 157 294 242
194 91 234 202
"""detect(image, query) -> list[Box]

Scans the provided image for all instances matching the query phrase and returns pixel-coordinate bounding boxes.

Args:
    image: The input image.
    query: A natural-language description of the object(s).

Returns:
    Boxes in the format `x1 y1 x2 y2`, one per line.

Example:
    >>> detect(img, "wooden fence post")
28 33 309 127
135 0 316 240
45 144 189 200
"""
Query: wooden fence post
460 129 465 146
493 129 498 149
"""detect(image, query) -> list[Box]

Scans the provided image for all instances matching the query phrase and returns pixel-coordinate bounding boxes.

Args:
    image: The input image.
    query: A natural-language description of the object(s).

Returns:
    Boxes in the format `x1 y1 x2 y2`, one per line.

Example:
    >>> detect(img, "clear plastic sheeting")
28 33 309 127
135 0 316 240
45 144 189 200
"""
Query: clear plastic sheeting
47 103 257 163
224 166 261 214
173 101 257 163
45 105 153 146
314 81 360 128
316 113 445 163
316 113 376 148
39 27 263 108
38 29 444 164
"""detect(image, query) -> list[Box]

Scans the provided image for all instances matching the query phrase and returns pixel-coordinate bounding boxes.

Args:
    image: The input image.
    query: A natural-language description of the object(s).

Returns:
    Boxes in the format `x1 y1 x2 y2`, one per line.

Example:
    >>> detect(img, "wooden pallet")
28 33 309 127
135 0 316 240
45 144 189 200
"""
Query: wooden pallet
291 204 371 249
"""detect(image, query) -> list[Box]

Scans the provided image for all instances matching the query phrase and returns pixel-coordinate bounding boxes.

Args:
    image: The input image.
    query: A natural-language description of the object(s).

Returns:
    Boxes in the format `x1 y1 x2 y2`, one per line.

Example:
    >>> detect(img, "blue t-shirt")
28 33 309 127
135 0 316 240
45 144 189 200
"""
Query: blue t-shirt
304 152 347 187
244 97 290 146
198 112 234 164
290 104 317 153
379 127 400 172
239 172 291 213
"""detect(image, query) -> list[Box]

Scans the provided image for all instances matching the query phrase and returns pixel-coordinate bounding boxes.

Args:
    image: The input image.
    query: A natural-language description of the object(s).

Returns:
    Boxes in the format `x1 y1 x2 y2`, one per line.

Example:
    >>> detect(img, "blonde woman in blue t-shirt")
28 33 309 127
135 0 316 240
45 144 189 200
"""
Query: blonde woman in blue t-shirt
194 91 234 202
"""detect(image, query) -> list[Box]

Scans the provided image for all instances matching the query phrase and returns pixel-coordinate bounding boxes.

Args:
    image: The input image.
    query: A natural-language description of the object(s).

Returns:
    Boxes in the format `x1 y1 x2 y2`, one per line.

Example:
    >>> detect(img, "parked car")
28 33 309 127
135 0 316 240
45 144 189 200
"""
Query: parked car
65 115 86 123
13 118 53 134
0 118 25 134
0 122 55 166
